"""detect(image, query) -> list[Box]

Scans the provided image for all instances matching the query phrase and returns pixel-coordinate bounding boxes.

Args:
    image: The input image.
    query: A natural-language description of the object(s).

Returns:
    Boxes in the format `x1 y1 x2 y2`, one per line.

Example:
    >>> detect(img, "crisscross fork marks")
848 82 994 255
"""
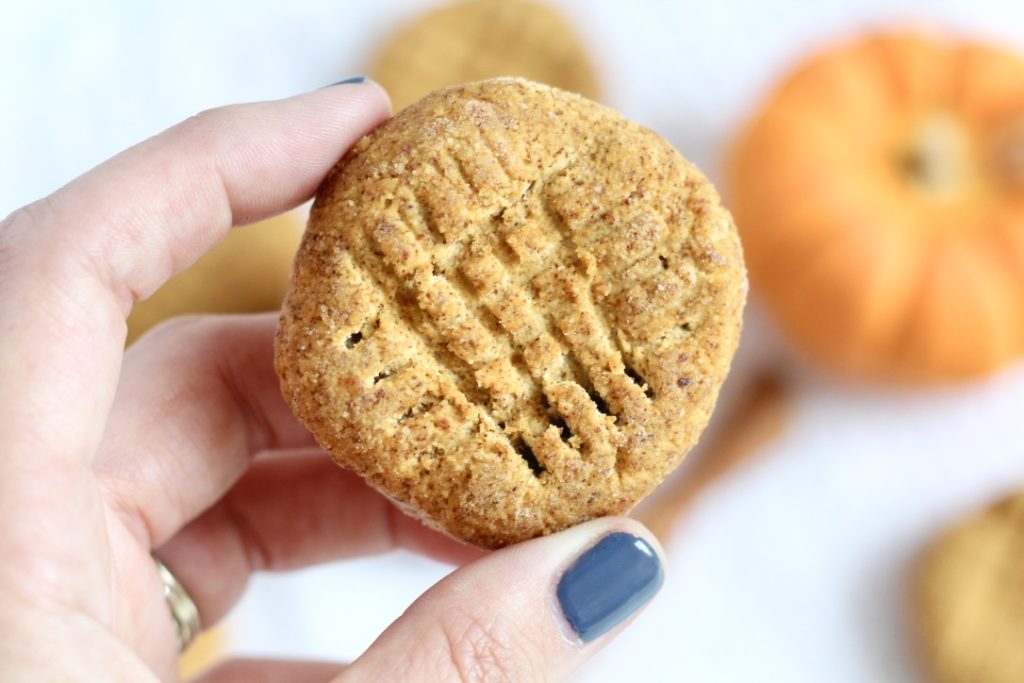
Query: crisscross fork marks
362 132 662 477
364 158 613 472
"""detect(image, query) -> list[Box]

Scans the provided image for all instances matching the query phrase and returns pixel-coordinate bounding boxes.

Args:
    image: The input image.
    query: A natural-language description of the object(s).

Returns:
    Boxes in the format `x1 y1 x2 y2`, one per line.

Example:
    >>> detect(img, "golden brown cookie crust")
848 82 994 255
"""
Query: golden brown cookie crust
368 0 600 112
913 492 1024 683
275 78 746 548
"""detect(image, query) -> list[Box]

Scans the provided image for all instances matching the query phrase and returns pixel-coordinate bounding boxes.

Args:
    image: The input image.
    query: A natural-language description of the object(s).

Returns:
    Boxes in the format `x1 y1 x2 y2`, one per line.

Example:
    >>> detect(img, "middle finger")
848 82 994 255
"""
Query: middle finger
96 313 314 547
155 450 483 626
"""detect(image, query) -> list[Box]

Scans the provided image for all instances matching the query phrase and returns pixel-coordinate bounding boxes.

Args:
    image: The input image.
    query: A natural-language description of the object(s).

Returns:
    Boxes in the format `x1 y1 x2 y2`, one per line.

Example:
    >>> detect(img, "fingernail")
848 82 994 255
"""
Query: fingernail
324 76 366 87
556 532 664 643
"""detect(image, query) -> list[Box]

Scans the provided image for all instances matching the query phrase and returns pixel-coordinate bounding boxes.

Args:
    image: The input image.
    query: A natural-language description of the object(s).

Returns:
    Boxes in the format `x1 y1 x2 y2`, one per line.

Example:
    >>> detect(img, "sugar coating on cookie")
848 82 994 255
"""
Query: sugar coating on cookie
368 0 600 112
914 492 1024 683
275 78 746 548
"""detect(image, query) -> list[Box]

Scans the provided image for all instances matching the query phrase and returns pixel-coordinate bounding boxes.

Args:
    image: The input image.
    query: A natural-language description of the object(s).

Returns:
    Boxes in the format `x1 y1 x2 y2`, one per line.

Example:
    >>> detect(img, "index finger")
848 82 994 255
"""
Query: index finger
0 81 391 467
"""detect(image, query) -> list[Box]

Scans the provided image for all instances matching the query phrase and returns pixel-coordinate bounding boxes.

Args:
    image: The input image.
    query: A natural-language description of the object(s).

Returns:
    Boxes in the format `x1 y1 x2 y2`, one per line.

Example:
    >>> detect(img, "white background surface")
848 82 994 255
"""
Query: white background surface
4 1 1024 681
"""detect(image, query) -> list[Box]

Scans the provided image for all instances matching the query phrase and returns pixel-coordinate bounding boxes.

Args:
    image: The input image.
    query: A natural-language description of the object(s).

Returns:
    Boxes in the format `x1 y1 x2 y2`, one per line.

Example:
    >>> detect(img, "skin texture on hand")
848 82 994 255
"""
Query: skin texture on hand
0 81 665 682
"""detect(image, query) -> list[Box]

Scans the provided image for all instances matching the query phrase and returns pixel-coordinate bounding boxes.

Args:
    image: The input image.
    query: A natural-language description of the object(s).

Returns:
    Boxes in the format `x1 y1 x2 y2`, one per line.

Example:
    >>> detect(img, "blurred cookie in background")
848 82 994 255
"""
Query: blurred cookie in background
913 491 1024 683
126 213 302 344
368 0 600 112
179 628 224 680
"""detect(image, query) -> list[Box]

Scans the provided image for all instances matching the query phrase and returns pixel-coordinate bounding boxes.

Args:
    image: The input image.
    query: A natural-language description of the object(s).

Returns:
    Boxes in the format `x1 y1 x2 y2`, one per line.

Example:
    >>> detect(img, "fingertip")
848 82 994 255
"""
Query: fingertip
314 76 392 122
592 516 669 572
550 519 666 644
145 80 392 232
343 516 666 681
520 517 667 576
356 78 393 118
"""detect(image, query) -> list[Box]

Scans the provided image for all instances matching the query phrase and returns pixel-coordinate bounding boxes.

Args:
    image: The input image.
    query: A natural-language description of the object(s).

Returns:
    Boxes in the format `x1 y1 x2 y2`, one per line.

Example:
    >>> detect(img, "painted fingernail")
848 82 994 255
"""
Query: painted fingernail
556 532 664 643
324 76 366 87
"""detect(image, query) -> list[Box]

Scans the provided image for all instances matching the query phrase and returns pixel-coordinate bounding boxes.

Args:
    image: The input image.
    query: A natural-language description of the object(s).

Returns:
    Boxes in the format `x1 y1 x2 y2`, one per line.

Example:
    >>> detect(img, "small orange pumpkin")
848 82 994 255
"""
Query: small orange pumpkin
728 32 1024 381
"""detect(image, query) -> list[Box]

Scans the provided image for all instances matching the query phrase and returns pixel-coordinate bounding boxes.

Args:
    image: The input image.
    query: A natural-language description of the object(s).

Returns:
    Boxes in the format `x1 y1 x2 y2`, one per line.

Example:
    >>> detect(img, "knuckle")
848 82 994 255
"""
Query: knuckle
0 209 28 278
1 197 52 232
180 106 224 133
0 201 48 276
136 315 267 367
176 104 241 146
0 200 87 313
135 313 217 346
1 203 35 236
142 313 275 351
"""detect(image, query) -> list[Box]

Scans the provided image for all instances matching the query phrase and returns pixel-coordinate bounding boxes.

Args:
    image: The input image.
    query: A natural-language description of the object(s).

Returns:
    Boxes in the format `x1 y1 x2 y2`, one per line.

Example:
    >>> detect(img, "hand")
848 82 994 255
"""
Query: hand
0 80 665 682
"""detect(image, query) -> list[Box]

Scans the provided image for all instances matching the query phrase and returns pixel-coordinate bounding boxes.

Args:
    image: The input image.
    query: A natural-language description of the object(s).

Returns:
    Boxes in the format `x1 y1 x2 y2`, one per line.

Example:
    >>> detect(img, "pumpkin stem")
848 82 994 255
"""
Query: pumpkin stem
899 113 969 195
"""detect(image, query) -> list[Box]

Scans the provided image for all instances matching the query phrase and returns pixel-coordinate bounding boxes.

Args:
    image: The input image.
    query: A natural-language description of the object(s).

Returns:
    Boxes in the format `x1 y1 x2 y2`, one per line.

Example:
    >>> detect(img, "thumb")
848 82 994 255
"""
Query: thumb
337 518 665 682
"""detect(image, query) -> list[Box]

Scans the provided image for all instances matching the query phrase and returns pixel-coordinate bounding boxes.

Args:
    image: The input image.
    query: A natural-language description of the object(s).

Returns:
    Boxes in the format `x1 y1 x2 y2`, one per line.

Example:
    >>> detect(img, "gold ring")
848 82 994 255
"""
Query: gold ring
154 557 201 651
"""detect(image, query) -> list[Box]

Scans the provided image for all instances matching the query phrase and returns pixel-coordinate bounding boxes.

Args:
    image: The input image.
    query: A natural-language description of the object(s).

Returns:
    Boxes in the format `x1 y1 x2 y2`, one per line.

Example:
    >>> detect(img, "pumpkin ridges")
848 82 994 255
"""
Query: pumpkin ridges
850 221 931 372
993 208 1024 290
728 170 843 285
943 36 977 113
762 98 881 146
736 181 860 291
982 218 1024 355
730 106 917 372
773 39 900 128
955 43 1024 128
895 238 971 378
958 230 1021 372
770 220 904 373
728 103 889 260
900 230 1017 382
866 32 954 111
729 31 1024 381
740 174 893 367
775 211 930 377
900 232 1013 379
888 234 940 380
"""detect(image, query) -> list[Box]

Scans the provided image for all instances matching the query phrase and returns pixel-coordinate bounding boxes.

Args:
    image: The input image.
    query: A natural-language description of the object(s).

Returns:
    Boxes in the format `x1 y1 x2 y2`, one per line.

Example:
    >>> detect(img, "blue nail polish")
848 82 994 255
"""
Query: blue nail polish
325 76 366 87
556 533 663 643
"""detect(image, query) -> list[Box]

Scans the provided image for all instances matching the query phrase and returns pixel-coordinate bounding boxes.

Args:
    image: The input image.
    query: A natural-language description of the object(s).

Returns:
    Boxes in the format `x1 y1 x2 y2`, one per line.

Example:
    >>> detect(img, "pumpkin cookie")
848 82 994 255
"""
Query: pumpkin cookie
127 213 302 344
275 78 745 548
913 491 1024 683
728 32 1024 381
368 0 600 112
